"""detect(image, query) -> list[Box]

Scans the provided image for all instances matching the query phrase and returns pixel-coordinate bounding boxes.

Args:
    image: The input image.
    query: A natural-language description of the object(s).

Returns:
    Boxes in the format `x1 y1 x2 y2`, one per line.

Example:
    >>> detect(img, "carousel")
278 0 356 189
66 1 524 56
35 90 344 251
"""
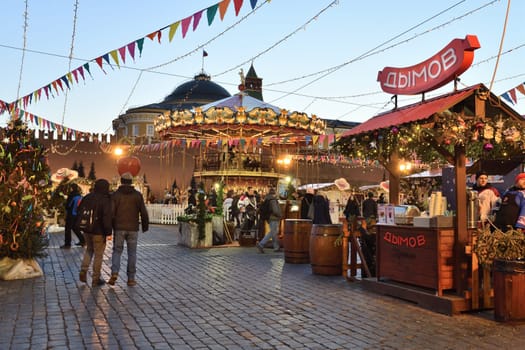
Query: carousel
154 84 326 195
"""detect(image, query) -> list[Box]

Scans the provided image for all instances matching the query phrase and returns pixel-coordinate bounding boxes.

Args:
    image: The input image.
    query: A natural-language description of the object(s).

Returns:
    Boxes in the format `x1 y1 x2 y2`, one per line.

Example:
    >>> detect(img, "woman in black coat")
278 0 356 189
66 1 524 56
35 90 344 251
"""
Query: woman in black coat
312 192 332 225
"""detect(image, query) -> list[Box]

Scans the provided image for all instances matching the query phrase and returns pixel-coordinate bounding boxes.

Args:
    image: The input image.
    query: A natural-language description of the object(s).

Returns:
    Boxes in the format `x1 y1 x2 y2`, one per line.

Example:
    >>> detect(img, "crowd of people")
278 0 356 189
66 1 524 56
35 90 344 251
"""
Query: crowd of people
60 172 149 288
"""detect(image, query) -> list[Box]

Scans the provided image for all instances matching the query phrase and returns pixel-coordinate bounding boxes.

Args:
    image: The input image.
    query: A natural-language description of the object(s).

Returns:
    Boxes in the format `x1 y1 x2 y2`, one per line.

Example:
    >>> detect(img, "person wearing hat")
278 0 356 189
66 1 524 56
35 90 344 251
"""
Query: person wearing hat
108 172 149 287
472 170 500 223
514 173 525 229
494 173 525 230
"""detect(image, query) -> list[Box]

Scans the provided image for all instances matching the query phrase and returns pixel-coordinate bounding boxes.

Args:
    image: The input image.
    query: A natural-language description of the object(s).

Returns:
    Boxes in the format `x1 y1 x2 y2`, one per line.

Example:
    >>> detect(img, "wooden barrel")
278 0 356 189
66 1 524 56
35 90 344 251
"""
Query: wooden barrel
309 224 343 275
493 259 525 322
284 219 312 264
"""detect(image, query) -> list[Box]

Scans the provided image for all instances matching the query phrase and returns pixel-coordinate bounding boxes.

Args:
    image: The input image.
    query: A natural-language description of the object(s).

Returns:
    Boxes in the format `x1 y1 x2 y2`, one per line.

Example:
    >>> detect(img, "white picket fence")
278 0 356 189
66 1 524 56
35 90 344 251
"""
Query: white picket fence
146 204 186 225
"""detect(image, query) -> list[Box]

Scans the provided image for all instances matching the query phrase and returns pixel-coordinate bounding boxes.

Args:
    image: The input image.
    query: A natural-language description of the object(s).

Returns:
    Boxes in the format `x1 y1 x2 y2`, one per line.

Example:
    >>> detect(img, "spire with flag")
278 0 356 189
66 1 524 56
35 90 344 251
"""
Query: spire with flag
202 49 208 71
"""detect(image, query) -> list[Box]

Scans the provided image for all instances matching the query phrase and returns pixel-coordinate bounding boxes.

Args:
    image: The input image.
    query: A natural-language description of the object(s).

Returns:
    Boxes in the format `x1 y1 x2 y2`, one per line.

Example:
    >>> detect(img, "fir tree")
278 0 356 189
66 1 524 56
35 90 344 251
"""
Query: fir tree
71 160 78 172
0 119 52 259
77 161 85 178
88 162 96 181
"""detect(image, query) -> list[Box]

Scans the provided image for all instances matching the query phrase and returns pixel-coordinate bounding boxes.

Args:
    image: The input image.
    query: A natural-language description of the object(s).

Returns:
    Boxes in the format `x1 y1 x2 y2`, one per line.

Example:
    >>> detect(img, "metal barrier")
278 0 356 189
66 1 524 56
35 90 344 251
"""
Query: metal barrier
146 204 186 225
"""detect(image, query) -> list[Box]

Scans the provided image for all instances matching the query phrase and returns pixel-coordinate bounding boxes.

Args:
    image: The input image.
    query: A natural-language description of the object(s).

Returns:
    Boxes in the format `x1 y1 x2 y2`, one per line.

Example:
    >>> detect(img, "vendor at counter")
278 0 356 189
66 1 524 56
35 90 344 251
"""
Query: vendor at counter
472 170 500 223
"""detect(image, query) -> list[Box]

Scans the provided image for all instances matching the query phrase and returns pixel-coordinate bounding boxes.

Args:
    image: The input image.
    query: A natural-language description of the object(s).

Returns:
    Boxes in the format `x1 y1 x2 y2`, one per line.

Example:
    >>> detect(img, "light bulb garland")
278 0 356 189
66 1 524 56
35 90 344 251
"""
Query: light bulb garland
333 110 525 165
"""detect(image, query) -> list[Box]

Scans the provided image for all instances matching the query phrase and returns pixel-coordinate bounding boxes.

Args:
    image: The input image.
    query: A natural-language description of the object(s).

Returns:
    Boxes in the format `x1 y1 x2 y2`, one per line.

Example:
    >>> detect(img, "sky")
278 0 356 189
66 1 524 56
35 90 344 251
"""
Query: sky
1 0 524 135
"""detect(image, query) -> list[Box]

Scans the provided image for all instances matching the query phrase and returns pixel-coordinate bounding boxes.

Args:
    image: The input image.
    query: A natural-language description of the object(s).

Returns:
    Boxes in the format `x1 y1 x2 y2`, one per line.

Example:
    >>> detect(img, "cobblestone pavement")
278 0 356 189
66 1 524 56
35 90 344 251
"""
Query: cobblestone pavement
1 224 524 349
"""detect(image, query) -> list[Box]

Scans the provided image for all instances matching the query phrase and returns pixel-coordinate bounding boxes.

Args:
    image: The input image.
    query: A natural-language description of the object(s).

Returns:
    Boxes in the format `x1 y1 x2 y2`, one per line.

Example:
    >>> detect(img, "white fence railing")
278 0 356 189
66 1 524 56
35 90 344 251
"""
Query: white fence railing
146 204 186 225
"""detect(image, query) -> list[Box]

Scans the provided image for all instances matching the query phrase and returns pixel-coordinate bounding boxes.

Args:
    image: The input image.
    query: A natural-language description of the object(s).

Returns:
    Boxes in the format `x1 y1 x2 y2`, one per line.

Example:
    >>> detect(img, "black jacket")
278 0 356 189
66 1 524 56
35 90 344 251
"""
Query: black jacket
112 185 149 232
312 194 332 225
76 179 112 235
300 193 314 219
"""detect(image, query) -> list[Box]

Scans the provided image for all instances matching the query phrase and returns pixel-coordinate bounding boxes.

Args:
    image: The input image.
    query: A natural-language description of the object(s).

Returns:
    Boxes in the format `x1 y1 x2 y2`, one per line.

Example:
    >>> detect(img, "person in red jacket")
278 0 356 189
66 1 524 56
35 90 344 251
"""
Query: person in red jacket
108 172 149 287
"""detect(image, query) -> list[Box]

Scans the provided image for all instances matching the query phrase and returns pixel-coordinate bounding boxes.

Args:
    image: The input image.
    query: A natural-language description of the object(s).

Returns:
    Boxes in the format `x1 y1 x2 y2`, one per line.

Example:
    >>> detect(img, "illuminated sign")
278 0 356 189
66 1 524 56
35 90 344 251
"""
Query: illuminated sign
377 35 480 95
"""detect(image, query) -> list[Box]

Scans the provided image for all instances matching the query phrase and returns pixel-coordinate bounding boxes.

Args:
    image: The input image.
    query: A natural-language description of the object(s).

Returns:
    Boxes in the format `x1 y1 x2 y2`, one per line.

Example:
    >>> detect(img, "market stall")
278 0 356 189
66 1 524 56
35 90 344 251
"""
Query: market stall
334 78 525 314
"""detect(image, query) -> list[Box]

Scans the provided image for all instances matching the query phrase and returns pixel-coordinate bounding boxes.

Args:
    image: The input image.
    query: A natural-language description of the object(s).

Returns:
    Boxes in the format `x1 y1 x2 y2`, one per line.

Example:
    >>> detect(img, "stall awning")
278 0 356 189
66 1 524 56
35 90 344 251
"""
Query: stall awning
342 85 480 137
467 158 524 175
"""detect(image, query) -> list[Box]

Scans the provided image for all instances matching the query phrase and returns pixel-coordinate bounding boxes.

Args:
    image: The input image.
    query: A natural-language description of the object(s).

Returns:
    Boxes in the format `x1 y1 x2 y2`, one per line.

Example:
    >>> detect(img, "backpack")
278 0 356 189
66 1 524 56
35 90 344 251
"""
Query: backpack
76 198 98 233
494 191 520 230
66 194 82 216
259 198 272 221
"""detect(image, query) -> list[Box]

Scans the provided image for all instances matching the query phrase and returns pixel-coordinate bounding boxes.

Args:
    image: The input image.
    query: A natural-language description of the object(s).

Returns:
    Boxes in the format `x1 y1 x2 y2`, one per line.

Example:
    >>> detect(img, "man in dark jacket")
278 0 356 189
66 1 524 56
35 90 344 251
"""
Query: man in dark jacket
256 187 282 253
78 179 113 287
108 172 149 287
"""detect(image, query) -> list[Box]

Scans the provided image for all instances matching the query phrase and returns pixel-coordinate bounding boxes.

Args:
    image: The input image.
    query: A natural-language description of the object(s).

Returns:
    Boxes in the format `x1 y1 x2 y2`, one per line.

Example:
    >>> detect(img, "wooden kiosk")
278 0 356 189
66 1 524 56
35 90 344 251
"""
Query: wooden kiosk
334 35 525 315
336 81 525 314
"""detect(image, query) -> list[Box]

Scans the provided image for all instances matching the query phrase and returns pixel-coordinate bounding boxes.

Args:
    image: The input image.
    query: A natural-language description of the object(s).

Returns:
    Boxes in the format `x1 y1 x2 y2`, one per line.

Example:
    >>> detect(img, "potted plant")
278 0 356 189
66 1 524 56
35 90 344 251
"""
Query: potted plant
176 183 213 248
473 225 525 322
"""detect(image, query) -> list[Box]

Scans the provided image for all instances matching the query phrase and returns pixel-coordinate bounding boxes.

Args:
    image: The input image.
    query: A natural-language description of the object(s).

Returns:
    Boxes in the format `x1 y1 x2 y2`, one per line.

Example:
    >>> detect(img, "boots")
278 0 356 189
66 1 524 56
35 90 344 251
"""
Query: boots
79 270 87 283
108 273 118 285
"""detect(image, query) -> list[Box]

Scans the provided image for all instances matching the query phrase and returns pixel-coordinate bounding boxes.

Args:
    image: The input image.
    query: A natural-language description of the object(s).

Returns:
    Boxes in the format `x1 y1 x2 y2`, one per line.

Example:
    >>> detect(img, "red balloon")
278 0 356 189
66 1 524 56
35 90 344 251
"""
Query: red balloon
117 156 141 176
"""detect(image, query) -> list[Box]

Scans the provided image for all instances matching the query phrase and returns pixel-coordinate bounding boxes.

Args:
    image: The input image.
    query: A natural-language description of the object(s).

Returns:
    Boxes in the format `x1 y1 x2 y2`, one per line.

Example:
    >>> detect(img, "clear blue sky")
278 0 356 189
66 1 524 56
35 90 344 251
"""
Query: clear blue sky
1 0 524 134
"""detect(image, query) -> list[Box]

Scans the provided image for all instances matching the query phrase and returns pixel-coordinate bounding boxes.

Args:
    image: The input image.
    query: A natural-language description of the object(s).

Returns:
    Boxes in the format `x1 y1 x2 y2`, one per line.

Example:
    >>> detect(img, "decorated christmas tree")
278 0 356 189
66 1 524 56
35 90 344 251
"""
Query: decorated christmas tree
0 118 52 260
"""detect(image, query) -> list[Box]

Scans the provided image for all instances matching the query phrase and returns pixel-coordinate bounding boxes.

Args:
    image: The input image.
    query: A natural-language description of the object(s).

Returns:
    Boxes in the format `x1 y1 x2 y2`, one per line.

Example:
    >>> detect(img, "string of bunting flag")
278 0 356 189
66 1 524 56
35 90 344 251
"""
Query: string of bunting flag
1 103 107 140
500 81 525 106
6 0 263 111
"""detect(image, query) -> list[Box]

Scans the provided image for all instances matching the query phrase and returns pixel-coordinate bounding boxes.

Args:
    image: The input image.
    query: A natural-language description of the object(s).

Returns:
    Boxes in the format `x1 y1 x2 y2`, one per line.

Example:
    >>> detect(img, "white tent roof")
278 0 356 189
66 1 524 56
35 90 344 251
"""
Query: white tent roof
298 183 334 190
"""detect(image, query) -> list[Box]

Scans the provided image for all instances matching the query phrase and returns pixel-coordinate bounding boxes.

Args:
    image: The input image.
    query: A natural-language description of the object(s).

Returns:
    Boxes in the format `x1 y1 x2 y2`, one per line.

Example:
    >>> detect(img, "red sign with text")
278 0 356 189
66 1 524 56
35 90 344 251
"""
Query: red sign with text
377 35 480 95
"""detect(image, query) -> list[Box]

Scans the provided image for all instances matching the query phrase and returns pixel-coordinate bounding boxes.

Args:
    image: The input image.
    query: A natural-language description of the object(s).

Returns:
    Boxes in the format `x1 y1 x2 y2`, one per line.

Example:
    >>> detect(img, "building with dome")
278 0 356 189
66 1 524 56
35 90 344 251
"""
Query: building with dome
112 71 232 145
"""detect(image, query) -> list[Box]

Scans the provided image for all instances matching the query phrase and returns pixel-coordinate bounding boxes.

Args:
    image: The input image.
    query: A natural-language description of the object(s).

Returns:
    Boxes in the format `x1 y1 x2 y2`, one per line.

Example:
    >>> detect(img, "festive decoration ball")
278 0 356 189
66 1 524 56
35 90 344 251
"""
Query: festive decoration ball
483 143 494 151
117 156 141 176
392 127 399 134
475 122 484 129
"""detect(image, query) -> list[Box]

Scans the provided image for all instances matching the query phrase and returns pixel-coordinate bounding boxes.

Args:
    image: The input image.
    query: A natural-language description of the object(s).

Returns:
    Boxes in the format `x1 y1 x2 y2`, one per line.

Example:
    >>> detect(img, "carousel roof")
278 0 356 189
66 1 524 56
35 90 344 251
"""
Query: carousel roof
155 93 326 139
196 93 281 114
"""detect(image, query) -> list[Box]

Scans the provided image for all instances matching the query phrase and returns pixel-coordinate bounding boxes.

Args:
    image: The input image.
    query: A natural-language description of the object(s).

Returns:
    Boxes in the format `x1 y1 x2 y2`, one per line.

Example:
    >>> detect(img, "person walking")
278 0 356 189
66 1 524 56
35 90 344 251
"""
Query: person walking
78 179 113 287
61 183 85 248
108 172 149 287
256 187 282 253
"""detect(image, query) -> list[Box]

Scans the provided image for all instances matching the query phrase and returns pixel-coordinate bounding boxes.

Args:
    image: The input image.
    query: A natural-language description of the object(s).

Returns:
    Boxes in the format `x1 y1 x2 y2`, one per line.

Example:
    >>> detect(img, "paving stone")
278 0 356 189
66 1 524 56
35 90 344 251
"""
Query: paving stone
1 224 525 349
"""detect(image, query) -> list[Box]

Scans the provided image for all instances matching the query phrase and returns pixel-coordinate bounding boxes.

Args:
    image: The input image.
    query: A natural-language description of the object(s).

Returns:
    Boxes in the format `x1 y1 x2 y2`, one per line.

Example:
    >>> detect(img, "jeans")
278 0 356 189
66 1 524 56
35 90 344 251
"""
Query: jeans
111 230 138 280
259 219 280 250
80 233 106 281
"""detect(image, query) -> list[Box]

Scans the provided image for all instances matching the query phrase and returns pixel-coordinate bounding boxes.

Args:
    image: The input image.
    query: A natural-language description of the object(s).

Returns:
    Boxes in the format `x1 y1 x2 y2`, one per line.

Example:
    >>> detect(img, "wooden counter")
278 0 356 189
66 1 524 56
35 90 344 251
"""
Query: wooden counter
376 224 455 296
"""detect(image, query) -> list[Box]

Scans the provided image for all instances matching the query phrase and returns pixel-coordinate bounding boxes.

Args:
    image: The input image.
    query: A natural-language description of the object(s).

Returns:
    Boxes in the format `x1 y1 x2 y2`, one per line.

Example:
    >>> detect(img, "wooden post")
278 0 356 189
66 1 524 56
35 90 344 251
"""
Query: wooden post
454 144 469 296
341 217 351 280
